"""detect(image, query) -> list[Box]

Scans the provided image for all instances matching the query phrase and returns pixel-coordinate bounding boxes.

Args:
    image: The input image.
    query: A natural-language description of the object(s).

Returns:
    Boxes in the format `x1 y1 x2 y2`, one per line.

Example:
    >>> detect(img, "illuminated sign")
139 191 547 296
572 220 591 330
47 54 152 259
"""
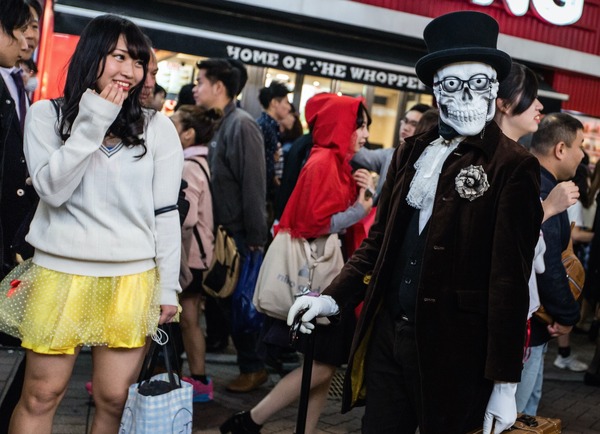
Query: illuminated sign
470 0 584 26
226 45 428 92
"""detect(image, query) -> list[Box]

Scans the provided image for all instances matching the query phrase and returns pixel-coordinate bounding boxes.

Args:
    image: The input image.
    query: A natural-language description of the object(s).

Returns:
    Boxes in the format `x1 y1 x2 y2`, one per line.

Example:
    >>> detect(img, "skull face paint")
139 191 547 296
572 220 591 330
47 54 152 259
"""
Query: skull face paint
433 62 499 137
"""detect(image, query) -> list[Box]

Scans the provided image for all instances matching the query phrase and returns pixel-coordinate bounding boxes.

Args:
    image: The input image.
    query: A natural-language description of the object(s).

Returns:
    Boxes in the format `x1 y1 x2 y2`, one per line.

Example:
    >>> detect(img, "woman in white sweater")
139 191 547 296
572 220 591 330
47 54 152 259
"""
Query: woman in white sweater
0 15 183 433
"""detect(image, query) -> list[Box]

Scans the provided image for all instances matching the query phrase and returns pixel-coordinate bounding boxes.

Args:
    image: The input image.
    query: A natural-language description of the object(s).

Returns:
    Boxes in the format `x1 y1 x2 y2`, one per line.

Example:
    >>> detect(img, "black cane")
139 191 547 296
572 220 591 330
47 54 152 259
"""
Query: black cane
290 309 315 434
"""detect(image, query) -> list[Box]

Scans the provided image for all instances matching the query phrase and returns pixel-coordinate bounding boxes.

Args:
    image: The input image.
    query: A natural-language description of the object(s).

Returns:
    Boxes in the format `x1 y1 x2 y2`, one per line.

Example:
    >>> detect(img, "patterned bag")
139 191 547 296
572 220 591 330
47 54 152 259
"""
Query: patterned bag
119 328 193 434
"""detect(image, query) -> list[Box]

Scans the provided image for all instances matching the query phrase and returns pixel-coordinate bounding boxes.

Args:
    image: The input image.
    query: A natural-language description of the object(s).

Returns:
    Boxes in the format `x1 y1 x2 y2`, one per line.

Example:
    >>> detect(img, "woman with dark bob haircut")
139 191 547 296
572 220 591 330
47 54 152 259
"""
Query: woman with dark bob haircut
494 62 543 142
0 14 183 432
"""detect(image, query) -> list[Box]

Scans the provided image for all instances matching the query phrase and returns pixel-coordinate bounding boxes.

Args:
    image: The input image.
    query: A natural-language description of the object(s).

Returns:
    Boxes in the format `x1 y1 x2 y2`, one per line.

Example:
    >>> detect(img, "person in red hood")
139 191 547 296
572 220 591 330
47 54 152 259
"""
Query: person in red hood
278 92 373 239
220 93 374 434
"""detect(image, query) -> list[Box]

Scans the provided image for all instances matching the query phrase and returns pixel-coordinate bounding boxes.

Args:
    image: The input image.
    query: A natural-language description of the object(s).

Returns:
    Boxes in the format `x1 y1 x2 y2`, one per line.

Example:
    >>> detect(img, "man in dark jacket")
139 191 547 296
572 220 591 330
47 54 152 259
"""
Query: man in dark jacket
0 1 33 430
193 58 269 393
515 113 584 414
0 0 33 278
288 12 543 434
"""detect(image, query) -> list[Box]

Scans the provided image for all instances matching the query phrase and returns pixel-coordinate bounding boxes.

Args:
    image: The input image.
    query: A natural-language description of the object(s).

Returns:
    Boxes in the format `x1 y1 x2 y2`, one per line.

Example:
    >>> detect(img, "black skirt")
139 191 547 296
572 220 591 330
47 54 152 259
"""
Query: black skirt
259 307 357 367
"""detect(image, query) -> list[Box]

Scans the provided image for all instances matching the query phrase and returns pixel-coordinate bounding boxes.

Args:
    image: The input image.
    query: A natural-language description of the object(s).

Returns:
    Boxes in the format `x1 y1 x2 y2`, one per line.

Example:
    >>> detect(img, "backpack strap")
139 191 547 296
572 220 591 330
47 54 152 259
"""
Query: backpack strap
185 156 212 197
185 156 212 269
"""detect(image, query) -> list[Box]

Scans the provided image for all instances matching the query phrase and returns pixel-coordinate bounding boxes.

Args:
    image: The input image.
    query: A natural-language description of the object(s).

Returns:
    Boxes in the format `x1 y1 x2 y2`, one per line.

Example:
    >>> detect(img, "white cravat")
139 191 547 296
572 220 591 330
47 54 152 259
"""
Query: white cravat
406 136 465 233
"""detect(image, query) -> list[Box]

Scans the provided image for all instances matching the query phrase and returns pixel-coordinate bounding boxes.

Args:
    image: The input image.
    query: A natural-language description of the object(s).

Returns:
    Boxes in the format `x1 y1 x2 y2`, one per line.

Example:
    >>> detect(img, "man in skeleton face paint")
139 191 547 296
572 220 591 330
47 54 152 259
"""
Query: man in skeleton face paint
288 11 543 434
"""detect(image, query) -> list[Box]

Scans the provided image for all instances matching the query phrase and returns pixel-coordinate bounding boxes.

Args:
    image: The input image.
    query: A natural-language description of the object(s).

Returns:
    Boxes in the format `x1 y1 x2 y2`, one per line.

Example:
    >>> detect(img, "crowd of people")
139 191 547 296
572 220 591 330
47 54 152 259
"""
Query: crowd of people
0 2 599 434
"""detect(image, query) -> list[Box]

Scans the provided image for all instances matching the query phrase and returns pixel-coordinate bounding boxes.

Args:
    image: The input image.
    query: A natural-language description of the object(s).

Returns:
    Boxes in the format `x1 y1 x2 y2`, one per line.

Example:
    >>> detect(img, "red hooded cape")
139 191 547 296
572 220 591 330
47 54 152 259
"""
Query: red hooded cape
279 93 361 239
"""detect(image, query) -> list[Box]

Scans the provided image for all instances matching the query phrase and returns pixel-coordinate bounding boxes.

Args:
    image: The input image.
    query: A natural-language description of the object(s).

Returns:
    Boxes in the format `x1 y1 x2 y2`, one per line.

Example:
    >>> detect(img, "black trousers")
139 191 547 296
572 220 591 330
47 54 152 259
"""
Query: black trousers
362 307 422 434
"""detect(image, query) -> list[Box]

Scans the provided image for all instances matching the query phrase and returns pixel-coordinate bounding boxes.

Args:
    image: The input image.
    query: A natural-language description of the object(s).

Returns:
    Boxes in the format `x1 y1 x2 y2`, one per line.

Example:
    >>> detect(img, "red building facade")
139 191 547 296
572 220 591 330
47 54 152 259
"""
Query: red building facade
356 0 600 116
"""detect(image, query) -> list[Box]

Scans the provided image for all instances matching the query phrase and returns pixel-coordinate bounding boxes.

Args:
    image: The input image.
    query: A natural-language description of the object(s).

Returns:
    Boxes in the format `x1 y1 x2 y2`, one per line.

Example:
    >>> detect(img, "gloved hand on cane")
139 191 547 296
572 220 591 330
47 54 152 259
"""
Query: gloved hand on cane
483 382 518 434
287 295 340 334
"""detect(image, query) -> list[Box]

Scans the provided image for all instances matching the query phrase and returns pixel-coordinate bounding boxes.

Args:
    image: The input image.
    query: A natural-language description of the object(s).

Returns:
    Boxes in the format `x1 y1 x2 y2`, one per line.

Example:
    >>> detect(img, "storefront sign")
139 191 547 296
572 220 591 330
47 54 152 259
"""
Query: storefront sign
470 0 584 26
226 45 427 92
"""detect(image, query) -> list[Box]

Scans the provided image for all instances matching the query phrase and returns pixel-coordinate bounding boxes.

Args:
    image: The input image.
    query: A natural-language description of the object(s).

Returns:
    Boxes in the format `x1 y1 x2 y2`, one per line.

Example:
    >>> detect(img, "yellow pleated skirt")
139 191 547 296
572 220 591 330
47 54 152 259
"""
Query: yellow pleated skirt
0 260 161 355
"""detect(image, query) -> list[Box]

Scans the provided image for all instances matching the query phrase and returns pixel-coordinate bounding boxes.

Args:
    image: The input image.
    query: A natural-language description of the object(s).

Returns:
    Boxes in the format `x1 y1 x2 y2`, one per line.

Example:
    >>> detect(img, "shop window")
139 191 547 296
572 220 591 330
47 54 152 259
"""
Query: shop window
365 87 398 149
155 51 205 115
337 81 367 99
299 75 332 112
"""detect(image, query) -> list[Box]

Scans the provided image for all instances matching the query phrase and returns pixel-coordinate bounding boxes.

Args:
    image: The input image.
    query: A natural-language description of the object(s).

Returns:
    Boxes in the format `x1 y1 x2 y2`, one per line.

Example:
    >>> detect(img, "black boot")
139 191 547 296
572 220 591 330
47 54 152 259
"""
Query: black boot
220 411 262 434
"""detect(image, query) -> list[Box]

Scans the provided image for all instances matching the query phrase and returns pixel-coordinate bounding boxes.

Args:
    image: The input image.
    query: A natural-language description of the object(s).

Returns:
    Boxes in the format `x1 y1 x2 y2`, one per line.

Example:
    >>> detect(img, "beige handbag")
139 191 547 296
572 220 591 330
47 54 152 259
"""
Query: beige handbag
253 231 344 321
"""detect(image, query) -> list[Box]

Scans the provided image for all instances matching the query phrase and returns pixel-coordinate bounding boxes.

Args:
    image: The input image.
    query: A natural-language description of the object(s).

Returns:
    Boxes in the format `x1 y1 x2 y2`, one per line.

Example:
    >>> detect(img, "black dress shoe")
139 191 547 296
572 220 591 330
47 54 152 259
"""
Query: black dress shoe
220 411 262 433
589 320 600 342
206 338 228 353
584 372 600 387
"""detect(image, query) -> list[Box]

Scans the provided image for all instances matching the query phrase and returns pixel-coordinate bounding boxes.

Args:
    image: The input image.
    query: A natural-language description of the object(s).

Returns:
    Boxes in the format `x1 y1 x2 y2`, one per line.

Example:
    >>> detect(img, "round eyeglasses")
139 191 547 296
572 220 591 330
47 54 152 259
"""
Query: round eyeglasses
433 74 497 93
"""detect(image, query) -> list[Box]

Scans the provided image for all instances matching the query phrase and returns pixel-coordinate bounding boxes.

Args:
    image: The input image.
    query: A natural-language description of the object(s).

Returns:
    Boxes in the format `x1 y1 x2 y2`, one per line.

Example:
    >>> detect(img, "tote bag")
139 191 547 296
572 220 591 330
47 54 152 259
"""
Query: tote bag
119 329 193 434
253 231 344 322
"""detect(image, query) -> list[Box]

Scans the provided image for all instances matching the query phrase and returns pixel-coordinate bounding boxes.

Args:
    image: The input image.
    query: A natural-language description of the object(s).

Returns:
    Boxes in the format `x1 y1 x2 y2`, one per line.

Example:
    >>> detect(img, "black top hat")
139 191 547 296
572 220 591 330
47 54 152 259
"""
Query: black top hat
415 11 512 87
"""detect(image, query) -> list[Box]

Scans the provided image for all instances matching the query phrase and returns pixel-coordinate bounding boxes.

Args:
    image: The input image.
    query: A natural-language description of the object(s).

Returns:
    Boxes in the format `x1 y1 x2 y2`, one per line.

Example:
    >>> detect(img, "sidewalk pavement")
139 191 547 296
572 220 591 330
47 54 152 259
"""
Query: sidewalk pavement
38 329 600 433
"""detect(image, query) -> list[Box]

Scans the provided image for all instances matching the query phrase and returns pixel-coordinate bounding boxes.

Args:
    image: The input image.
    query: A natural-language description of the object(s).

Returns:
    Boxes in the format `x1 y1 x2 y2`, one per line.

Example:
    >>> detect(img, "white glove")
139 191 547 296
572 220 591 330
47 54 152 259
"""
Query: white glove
287 295 340 334
483 382 518 434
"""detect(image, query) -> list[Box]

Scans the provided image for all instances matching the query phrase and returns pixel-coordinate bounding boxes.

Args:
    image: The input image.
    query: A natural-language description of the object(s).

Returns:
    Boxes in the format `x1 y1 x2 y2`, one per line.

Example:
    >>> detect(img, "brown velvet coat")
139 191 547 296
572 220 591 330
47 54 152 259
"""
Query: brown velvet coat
324 121 543 433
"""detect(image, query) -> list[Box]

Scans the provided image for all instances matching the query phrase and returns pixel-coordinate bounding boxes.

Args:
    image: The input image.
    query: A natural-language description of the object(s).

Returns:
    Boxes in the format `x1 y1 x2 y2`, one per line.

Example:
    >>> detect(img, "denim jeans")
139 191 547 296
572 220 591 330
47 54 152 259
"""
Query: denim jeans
515 343 547 415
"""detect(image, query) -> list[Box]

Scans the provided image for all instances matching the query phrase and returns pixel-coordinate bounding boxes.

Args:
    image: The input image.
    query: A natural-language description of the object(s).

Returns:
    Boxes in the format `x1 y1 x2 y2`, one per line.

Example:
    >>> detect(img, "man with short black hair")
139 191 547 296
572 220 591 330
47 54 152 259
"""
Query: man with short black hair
516 112 585 415
0 0 32 277
399 103 431 146
257 80 291 229
193 58 268 393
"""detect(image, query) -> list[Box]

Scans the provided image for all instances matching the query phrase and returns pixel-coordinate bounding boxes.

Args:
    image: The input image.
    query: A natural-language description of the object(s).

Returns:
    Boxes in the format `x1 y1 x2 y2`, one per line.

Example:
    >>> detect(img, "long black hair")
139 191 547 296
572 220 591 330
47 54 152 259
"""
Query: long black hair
59 14 150 152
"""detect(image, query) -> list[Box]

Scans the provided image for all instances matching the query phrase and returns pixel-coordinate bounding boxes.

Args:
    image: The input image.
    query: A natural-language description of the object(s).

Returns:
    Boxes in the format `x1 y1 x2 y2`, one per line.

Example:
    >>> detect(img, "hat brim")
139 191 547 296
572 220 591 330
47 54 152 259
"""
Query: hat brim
416 47 512 87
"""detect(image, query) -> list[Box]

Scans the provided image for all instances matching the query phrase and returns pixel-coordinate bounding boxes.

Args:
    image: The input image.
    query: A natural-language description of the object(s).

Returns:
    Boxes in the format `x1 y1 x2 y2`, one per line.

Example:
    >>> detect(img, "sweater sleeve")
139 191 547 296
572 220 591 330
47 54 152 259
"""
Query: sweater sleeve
24 91 121 207
351 147 387 173
330 202 367 234
148 112 184 306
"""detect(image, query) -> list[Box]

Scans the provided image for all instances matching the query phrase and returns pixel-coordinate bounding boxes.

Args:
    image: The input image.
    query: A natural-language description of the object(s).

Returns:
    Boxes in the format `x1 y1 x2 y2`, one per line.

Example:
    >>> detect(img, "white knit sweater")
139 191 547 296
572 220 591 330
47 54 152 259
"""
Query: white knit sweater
24 90 183 306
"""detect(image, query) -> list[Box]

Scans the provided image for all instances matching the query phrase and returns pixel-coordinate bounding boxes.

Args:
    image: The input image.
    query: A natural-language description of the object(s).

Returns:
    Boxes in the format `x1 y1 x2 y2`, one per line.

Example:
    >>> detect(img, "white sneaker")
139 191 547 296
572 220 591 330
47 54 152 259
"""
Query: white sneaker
553 354 589 372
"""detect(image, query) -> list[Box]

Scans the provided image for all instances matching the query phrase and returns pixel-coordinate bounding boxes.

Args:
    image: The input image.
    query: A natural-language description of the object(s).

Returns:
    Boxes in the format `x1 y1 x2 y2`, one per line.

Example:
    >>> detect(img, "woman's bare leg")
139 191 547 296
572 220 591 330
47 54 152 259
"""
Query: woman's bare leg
250 359 336 434
9 348 80 434
89 345 146 434
180 294 206 376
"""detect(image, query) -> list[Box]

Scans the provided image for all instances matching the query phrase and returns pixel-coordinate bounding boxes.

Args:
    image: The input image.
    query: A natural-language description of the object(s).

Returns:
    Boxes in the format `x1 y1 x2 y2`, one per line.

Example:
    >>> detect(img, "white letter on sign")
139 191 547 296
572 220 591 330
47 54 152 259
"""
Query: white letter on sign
531 0 584 26
504 0 530 16
471 0 528 16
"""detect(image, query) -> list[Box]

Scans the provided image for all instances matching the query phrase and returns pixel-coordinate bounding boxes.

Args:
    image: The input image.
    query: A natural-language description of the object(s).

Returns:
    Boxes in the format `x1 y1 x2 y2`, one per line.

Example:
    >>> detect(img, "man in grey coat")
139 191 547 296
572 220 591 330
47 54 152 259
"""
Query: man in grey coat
194 58 269 393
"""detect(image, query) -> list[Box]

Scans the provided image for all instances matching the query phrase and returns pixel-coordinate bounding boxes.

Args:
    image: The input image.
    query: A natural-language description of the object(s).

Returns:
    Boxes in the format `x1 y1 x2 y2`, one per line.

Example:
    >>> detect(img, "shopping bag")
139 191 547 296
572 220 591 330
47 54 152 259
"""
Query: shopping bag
119 326 193 434
253 231 343 321
231 250 264 334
